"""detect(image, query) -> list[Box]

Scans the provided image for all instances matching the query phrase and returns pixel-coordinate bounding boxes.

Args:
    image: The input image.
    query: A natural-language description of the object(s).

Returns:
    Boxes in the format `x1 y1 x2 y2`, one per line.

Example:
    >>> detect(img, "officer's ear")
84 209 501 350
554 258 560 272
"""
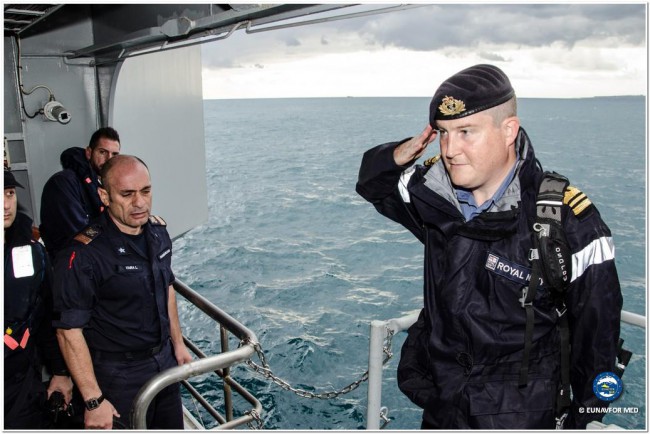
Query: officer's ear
502 116 520 149
85 146 92 161
98 186 110 206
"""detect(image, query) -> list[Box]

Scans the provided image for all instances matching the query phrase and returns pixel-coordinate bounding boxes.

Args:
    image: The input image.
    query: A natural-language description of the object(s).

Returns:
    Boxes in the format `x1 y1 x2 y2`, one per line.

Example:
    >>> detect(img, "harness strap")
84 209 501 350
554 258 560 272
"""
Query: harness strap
536 174 567 224
614 339 633 378
519 248 541 387
537 174 573 421
556 306 571 415
520 171 572 418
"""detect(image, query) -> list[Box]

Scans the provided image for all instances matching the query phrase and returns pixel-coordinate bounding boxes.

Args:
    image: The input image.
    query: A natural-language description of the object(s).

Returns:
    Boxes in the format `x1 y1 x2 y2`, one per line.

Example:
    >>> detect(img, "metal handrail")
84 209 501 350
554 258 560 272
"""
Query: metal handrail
366 312 419 430
131 279 262 429
621 310 646 329
366 309 646 429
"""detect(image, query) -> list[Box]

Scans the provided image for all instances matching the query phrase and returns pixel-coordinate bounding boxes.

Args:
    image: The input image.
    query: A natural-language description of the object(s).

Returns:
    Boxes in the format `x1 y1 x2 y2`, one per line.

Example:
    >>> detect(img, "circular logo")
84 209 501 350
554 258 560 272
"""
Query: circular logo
593 372 623 402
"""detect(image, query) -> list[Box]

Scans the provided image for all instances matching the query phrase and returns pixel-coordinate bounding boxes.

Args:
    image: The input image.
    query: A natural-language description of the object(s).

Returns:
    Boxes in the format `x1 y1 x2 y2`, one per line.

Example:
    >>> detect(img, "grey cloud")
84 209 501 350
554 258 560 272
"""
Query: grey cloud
478 52 509 62
201 4 646 68
284 36 301 47
355 4 646 50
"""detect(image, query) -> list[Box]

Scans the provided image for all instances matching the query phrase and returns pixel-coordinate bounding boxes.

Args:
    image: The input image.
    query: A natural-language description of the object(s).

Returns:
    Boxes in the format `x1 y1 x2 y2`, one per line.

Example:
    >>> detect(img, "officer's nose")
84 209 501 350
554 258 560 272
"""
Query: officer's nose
132 192 146 208
445 133 461 159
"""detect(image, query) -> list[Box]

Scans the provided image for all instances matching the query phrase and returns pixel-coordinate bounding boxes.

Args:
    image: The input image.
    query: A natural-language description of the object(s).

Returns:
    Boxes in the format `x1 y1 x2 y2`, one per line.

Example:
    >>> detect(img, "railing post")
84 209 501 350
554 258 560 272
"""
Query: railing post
367 320 387 430
220 325 234 421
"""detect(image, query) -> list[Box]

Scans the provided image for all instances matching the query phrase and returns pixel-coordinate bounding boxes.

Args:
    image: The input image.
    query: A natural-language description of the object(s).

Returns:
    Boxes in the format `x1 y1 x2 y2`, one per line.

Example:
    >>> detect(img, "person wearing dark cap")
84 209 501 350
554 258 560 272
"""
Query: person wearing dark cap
356 64 622 429
40 127 121 261
4 169 73 428
52 155 192 429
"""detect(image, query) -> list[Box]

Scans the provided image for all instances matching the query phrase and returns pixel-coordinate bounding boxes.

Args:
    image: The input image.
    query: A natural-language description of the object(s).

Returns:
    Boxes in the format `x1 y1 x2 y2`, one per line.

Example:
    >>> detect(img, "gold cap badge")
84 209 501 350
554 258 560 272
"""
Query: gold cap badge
438 96 466 116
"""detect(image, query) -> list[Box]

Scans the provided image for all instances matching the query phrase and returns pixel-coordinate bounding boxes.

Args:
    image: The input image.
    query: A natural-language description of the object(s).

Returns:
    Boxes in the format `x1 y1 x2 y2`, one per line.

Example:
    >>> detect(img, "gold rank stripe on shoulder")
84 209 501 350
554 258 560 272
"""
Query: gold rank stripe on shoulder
423 154 442 167
564 186 592 216
74 233 93 244
74 226 101 244
149 215 167 226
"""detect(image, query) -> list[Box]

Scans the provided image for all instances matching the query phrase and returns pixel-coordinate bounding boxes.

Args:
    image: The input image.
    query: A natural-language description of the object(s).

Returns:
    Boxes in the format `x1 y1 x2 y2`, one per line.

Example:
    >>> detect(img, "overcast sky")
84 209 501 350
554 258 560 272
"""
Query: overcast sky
200 3 647 99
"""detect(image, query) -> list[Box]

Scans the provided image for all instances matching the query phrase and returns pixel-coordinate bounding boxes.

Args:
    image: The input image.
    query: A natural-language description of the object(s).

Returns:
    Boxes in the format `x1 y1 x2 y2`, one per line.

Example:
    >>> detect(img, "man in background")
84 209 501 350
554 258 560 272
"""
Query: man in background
53 155 192 429
4 169 73 428
40 127 120 260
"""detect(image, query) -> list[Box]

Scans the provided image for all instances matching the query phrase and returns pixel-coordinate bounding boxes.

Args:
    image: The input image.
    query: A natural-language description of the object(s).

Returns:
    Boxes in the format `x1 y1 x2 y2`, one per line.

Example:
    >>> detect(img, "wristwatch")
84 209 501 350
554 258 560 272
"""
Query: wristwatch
84 395 105 411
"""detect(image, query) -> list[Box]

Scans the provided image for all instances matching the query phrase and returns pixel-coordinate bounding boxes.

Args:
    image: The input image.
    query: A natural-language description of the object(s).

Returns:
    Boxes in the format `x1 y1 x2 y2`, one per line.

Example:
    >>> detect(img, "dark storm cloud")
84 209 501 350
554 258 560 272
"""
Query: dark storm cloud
201 4 646 69
354 4 646 50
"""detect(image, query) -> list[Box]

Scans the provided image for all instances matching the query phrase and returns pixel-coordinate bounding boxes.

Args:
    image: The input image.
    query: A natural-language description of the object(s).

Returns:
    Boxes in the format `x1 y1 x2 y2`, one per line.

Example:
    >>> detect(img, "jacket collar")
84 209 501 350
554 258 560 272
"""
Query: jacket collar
421 127 538 216
4 212 35 248
60 147 97 181
409 128 542 240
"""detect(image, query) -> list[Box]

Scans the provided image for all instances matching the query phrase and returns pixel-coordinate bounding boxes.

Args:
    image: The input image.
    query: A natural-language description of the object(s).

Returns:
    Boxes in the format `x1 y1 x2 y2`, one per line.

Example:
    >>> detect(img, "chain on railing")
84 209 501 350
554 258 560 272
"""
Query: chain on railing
379 406 390 429
245 409 264 430
241 328 395 402
188 391 206 428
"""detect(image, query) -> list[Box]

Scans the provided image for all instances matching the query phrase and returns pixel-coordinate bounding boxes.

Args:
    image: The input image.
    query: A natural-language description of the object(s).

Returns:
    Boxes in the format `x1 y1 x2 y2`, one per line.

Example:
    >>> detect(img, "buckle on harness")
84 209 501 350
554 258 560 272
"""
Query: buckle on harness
555 411 568 430
519 287 532 308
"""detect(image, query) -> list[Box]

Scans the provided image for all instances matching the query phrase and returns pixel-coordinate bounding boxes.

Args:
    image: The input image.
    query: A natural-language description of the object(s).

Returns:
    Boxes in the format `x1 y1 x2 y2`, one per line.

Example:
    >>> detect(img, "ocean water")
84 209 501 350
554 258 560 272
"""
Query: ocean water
172 96 646 430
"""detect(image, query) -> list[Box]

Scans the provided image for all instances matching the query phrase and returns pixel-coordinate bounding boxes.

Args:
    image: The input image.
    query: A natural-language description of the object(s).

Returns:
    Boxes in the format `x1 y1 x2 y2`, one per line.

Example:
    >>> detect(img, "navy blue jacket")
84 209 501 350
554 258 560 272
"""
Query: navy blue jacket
52 212 175 353
356 128 622 429
40 147 104 261
4 212 67 379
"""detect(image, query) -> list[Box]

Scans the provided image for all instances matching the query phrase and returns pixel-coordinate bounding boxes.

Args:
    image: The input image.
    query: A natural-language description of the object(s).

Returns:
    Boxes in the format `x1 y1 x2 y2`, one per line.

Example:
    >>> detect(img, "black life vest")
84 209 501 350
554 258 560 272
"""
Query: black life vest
4 215 48 364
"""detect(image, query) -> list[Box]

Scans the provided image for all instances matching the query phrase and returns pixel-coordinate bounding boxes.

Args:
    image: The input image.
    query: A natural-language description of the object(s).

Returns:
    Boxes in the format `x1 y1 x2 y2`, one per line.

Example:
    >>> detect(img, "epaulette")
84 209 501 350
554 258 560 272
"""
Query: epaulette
563 185 593 217
74 225 102 245
423 154 442 167
149 215 167 226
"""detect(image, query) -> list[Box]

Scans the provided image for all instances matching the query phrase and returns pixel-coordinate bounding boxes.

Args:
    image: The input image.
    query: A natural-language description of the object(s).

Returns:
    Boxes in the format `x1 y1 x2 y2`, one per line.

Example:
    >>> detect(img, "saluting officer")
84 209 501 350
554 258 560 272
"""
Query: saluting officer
4 169 73 428
52 155 192 429
356 64 622 429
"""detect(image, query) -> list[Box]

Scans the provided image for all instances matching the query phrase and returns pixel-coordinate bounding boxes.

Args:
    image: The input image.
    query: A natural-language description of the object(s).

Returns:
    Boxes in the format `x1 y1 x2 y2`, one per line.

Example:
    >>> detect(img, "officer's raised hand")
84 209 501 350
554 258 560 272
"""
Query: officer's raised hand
393 124 437 166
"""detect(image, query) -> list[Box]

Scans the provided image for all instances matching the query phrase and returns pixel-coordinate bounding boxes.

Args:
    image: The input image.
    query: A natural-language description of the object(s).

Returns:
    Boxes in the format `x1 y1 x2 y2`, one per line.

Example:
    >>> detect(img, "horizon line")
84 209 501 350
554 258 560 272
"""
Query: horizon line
203 94 646 101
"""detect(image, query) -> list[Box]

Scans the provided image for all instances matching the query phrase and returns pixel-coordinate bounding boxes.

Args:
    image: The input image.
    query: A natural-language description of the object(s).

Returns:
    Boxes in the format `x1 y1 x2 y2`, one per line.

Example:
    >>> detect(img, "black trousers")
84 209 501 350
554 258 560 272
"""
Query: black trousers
421 418 436 429
92 339 183 429
4 365 48 429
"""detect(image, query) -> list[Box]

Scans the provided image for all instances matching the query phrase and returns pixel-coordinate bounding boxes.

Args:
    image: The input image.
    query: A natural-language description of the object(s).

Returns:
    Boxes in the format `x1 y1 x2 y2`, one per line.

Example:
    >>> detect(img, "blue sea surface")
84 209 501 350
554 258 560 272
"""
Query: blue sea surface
172 96 646 429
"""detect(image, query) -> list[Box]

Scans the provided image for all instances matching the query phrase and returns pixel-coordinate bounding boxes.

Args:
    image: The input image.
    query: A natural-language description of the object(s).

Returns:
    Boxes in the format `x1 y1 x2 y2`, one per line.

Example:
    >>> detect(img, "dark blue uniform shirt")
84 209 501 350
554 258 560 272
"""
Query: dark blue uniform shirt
52 212 175 353
40 147 104 261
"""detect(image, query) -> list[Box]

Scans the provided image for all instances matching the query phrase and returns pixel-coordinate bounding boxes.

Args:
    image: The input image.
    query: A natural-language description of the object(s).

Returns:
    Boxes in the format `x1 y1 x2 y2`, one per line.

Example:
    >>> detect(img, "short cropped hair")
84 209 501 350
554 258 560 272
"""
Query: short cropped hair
88 127 120 150
487 97 517 126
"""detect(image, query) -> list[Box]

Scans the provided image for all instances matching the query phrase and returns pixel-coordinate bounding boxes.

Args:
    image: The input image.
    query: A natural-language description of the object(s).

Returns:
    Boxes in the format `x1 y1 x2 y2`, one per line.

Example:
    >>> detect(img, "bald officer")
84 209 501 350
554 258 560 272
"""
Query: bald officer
53 155 192 429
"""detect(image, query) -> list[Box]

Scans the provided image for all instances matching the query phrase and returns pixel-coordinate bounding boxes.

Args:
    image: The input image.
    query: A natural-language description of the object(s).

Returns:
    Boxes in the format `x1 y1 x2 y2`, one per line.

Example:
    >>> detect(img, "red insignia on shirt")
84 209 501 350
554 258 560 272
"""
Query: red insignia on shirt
68 251 76 269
